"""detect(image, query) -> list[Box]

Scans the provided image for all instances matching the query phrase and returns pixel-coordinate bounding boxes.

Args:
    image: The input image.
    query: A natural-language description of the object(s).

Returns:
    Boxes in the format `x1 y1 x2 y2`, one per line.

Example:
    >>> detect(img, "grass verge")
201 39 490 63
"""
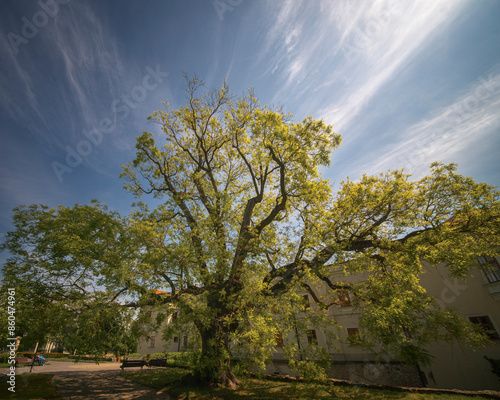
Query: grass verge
121 368 494 400
0 373 61 399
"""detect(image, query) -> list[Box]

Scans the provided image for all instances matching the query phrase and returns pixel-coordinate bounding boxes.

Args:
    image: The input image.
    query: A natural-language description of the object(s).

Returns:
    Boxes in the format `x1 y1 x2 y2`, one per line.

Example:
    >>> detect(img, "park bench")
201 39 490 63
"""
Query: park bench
120 357 146 370
14 357 32 367
147 356 168 368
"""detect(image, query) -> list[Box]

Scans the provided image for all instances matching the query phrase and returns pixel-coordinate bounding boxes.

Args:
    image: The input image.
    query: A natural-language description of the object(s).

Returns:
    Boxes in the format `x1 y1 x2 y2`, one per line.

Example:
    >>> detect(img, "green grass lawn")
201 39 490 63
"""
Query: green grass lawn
121 368 493 400
0 373 61 399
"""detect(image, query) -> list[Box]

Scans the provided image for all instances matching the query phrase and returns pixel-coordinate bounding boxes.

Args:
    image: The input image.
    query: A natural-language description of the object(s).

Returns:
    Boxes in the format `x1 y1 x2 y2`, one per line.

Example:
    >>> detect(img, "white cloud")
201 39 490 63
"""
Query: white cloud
0 2 128 151
253 0 469 122
347 71 500 179
0 33 42 123
318 0 469 132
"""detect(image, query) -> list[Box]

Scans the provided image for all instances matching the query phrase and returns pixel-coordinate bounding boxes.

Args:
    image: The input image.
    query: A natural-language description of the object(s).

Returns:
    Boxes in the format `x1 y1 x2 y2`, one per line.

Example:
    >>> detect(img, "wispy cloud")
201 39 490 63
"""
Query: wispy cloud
48 3 127 143
318 0 469 132
346 71 500 179
0 2 128 151
0 33 42 123
253 0 470 128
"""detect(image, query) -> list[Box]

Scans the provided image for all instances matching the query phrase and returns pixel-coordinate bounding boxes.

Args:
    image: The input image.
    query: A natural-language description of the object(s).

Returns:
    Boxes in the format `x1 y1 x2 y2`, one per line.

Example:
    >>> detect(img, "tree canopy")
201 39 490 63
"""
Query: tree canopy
2 77 500 387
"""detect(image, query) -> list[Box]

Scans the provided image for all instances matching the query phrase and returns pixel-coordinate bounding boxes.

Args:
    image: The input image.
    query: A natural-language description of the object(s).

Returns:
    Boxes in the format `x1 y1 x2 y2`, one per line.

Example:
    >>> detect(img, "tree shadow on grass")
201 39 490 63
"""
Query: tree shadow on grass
53 371 170 399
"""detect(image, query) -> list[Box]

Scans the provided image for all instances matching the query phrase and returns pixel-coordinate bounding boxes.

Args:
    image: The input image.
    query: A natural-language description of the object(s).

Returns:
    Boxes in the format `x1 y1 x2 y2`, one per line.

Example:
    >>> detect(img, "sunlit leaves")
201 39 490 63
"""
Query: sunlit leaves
3 75 500 383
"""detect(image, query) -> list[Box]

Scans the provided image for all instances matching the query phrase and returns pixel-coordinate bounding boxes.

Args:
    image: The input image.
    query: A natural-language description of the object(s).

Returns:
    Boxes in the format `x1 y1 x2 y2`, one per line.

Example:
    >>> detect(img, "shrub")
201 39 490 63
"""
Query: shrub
148 353 166 360
45 352 64 358
290 360 327 381
485 356 500 380
166 351 197 367
124 353 144 359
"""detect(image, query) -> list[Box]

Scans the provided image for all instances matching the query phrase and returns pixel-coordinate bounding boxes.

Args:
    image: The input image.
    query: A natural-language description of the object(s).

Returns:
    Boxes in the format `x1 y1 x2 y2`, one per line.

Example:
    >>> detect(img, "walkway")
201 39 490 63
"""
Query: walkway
0 361 172 399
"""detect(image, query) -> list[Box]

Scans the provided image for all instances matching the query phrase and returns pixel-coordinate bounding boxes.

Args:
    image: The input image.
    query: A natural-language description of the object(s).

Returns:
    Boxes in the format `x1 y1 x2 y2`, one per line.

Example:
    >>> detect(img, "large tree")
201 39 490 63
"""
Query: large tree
2 77 500 387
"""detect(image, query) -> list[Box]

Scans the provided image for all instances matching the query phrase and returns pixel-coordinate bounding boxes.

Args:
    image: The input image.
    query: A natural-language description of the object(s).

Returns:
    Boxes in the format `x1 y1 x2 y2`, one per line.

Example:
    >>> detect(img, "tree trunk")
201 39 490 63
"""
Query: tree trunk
192 317 241 389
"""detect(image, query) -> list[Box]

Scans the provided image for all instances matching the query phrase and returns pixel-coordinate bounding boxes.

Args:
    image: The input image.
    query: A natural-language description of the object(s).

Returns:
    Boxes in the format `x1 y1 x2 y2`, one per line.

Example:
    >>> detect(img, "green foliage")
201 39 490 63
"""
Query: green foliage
292 360 328 381
166 351 197 367
63 303 138 358
484 356 500 380
125 353 144 359
0 201 145 359
148 352 166 359
0 353 9 363
2 76 500 386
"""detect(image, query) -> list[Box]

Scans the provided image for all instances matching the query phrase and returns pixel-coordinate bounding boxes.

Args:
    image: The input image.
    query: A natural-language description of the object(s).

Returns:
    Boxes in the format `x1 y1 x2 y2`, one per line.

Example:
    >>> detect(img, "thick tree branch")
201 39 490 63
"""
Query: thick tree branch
138 144 209 274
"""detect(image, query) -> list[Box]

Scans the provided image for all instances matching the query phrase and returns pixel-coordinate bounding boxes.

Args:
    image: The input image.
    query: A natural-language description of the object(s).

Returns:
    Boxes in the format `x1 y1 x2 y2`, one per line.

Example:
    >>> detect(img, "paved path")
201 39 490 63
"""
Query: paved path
1 360 124 374
0 361 172 399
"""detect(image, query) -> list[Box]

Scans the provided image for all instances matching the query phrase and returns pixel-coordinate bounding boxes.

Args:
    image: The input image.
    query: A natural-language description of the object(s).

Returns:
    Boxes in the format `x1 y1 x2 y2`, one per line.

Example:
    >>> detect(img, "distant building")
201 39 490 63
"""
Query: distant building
136 305 190 354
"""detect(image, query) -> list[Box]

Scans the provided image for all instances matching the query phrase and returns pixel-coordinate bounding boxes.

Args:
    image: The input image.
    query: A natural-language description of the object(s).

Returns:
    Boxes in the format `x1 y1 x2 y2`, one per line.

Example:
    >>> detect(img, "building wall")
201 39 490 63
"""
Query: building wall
136 309 190 355
418 259 500 390
265 360 422 387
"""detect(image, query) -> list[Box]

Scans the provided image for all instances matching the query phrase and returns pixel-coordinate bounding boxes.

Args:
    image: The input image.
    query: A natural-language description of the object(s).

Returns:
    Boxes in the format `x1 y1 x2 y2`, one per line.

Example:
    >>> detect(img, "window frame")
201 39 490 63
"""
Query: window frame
306 329 318 345
337 289 352 307
477 255 500 283
468 315 500 340
275 331 284 347
347 327 362 345
303 294 311 310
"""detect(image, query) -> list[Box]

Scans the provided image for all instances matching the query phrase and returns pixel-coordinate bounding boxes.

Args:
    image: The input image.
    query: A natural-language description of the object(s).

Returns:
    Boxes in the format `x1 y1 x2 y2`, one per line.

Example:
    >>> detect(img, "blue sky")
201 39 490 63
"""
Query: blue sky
1 0 500 251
